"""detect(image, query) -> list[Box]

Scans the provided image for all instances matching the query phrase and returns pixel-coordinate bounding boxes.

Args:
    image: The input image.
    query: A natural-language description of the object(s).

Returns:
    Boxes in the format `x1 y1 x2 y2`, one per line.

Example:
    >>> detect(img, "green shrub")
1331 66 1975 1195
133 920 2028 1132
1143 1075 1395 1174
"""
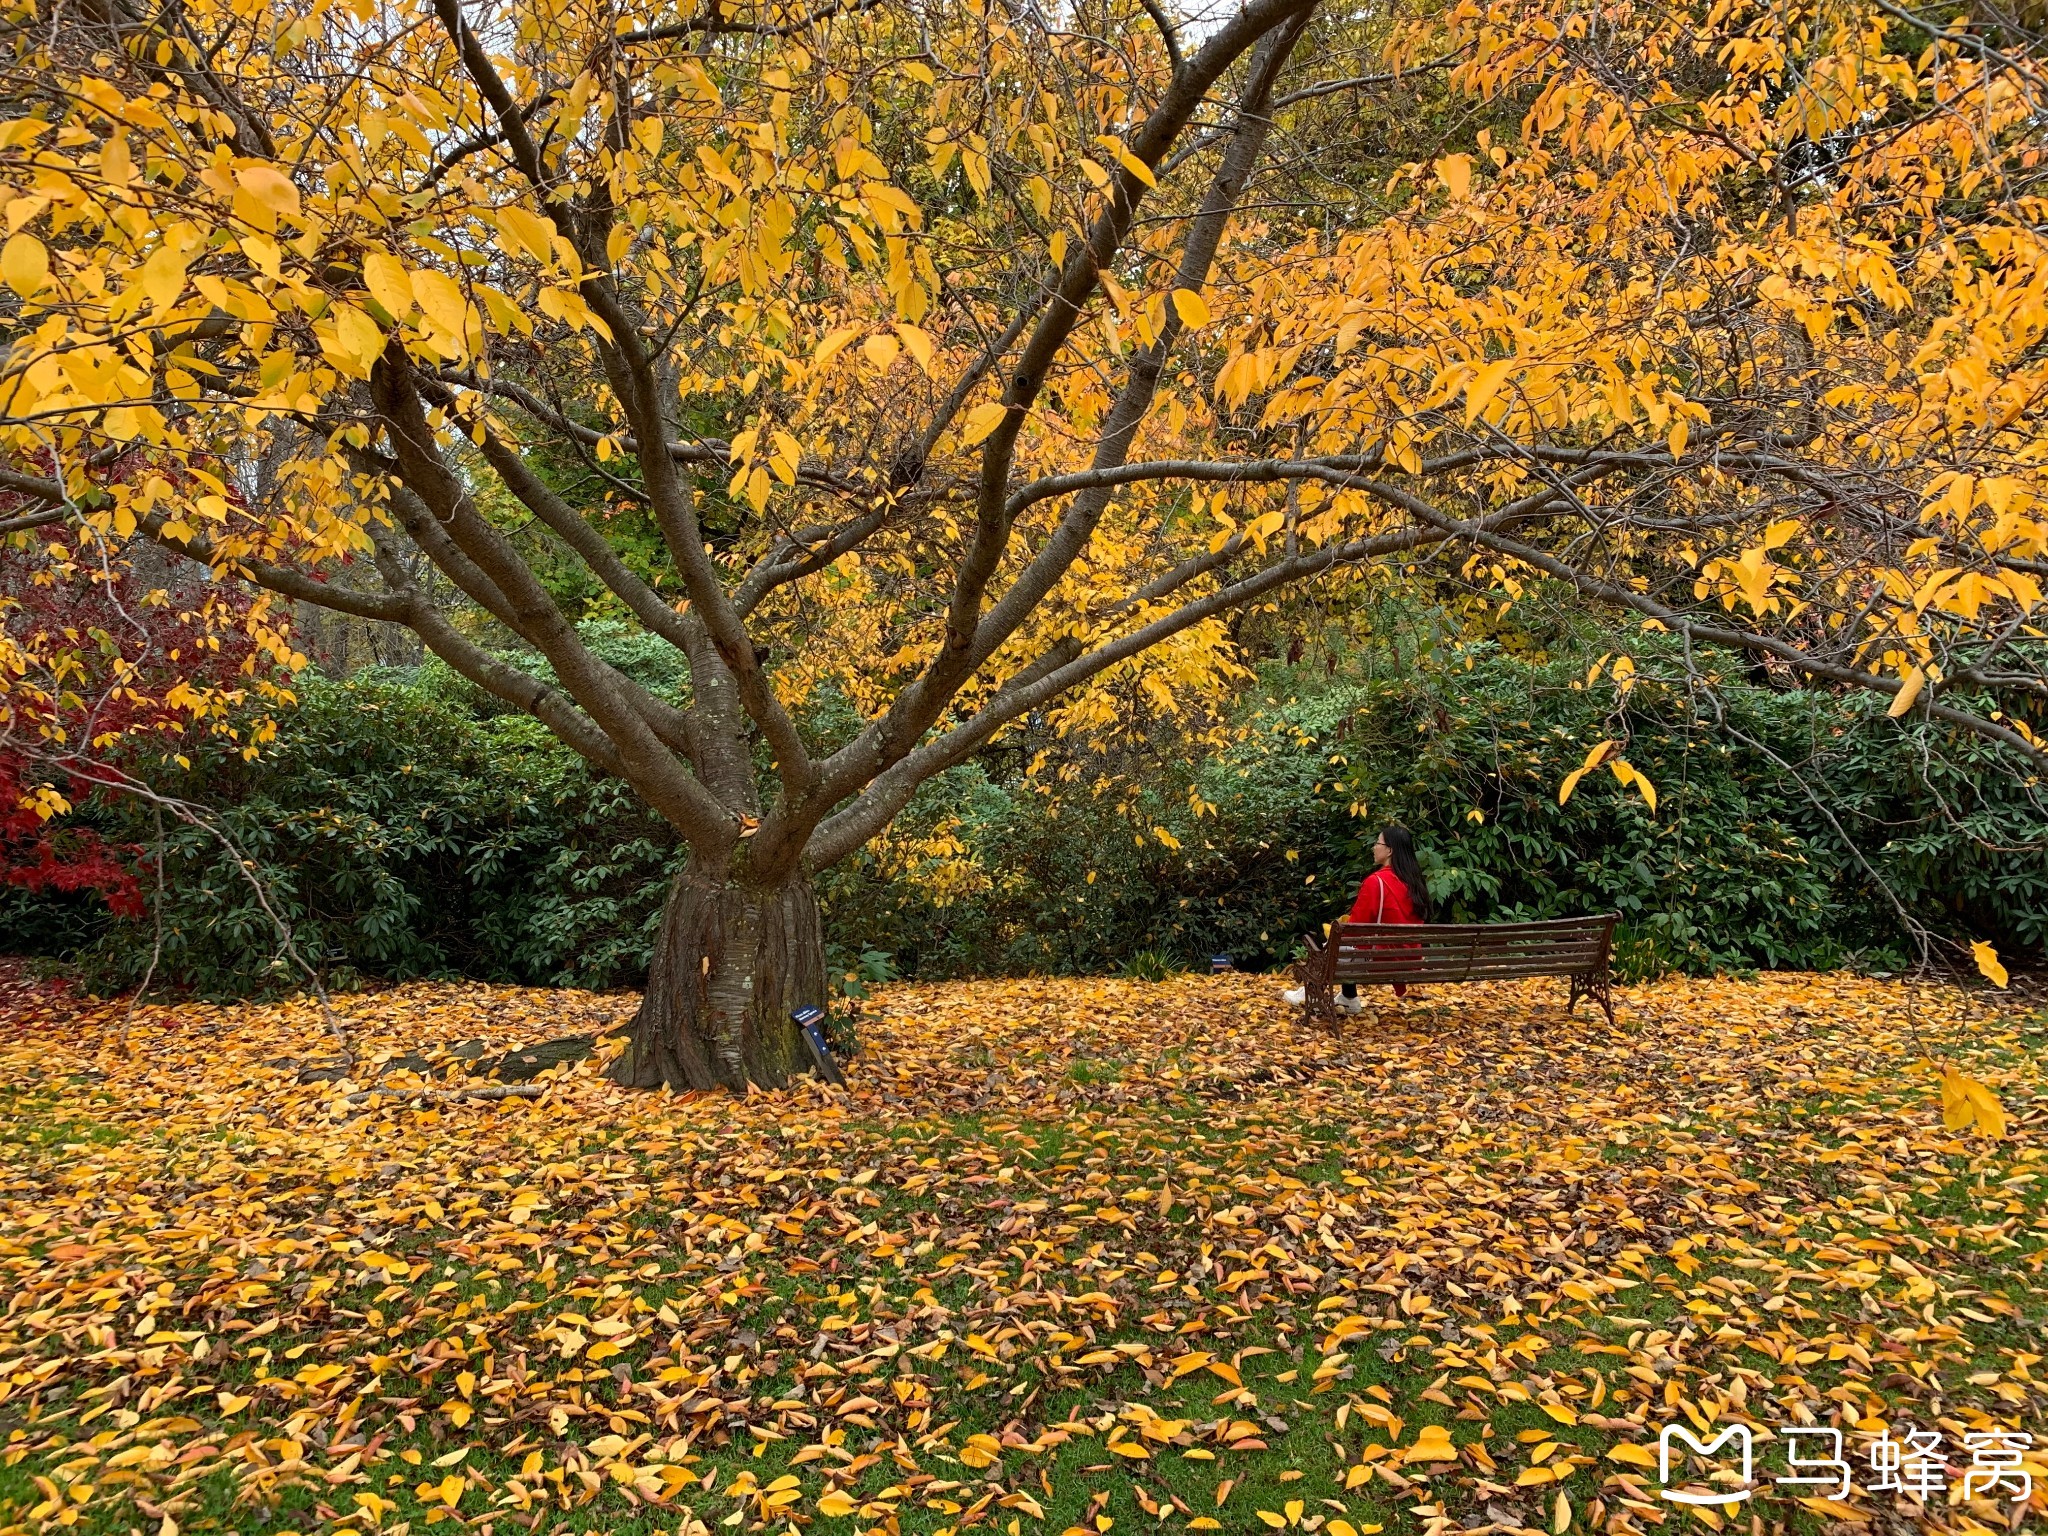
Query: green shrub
817 643 2047 980
17 632 2043 996
43 670 678 998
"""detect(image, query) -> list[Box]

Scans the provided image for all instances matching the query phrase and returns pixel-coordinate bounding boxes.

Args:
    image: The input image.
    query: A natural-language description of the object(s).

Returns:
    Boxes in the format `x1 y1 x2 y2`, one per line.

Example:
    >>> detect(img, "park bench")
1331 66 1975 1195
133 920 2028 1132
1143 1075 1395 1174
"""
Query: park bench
1291 913 1620 1028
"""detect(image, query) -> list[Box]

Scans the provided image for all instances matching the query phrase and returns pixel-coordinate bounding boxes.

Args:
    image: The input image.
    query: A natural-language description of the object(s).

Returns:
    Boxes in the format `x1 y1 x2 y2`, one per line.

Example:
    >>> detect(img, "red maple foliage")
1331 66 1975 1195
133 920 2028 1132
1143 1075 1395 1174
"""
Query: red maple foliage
0 767 145 915
2 458 292 917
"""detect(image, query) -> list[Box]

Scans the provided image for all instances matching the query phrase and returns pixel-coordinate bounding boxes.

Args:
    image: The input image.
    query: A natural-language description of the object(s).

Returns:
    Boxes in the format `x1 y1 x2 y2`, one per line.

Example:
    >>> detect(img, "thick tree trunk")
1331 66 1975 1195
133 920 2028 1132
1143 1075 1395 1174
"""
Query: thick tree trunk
608 862 821 1090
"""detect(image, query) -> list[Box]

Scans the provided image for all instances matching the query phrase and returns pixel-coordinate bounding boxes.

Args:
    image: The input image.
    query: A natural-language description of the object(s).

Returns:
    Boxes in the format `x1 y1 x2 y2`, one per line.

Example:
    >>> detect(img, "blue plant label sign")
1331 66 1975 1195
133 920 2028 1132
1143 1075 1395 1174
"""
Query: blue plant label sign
792 1006 845 1086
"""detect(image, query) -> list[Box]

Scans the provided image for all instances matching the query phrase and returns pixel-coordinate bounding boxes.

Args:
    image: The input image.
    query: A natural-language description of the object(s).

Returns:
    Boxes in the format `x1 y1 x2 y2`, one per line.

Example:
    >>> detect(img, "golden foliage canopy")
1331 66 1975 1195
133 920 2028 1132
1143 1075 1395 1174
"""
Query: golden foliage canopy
2 0 2045 865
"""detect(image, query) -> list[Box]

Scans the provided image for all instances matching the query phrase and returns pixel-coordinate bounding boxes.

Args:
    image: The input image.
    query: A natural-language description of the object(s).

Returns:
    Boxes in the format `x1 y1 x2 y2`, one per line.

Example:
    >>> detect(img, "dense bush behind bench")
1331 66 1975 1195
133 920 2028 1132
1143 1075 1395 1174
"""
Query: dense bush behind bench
9 633 2042 995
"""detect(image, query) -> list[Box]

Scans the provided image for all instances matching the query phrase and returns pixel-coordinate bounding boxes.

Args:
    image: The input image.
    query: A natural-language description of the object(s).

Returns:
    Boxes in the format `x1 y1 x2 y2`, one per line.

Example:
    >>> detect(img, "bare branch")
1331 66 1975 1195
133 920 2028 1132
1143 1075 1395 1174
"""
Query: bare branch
1139 0 1186 77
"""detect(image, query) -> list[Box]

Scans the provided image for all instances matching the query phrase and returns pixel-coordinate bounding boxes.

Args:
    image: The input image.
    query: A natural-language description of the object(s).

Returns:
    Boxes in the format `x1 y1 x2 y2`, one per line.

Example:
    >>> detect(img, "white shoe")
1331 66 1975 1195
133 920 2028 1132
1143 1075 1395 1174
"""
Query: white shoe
1282 987 1306 1006
1337 994 1366 1015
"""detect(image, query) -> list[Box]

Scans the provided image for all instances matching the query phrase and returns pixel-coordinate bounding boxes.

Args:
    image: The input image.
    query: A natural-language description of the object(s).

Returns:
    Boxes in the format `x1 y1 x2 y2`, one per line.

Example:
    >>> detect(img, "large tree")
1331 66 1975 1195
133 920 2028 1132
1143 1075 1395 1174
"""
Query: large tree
3 0 2044 1086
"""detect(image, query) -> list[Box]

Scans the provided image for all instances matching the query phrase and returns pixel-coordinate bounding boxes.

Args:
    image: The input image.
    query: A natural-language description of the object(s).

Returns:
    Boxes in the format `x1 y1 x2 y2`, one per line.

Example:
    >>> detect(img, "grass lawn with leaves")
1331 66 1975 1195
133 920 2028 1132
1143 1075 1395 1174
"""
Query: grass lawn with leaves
1 966 2043 1536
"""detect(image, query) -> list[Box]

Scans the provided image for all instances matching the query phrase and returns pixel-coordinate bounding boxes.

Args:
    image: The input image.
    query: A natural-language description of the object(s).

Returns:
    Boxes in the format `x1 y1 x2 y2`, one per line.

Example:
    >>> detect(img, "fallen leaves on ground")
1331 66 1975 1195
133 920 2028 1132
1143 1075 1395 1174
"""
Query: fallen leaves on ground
1 964 2044 1536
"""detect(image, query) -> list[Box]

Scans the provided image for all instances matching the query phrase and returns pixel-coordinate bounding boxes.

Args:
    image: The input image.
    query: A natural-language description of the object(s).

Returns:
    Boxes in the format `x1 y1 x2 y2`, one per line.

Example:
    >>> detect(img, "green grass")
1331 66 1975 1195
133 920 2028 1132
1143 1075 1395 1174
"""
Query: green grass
4 979 2045 1536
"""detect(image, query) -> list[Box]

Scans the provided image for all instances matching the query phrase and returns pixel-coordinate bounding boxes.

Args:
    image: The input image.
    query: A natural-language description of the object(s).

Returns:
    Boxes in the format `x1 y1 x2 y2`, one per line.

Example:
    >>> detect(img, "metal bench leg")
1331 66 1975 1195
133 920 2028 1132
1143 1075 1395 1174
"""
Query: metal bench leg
1289 957 1328 1028
1293 942 1341 1030
1570 971 1616 1027
1593 972 1616 1028
1307 974 1337 1030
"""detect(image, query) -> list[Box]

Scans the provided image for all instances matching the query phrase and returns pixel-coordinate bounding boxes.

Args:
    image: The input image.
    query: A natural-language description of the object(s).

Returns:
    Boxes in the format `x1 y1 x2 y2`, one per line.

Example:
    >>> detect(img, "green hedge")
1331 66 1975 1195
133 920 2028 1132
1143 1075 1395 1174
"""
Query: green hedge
816 644 2047 980
4 668 676 997
10 638 2042 995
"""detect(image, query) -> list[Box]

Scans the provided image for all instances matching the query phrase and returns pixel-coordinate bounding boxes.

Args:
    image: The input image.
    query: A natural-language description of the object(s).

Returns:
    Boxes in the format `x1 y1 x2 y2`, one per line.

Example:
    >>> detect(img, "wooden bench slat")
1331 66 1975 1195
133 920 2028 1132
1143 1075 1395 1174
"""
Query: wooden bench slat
1333 937 1608 955
1336 949 1605 959
1334 946 1608 956
1332 922 1607 937
1335 963 1605 983
1332 966 1605 984
1334 948 1603 963
1332 953 1608 976
1294 912 1620 1026
1332 942 1608 961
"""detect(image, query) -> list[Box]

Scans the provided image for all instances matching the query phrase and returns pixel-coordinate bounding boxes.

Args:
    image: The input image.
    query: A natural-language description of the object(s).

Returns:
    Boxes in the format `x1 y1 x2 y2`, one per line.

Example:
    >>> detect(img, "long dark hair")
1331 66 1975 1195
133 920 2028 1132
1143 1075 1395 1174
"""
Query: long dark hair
1381 823 1432 919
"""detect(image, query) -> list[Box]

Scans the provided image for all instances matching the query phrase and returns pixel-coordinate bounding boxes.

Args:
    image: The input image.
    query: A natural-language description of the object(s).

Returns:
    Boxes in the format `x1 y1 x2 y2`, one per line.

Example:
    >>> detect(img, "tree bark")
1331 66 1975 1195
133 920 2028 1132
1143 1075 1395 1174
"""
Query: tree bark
608 862 821 1090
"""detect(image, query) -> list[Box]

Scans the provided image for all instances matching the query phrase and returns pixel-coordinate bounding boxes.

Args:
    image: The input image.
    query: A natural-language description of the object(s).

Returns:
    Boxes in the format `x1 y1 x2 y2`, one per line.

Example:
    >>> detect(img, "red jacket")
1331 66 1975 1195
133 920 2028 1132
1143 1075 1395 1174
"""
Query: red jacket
1348 864 1420 925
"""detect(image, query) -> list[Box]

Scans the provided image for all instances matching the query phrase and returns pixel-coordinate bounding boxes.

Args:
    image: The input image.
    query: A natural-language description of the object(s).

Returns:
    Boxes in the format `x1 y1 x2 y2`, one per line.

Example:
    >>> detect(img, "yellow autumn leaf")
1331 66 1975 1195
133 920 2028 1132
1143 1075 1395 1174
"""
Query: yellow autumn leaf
477 284 526 336
318 303 387 379
101 135 133 186
1887 666 1925 717
1116 147 1157 187
1405 1425 1457 1463
1940 1064 2006 1138
862 332 901 372
535 285 612 340
1171 289 1211 329
1437 153 1474 199
1963 1075 2008 1137
817 1490 858 1517
812 326 862 365
234 165 300 219
1971 939 2008 988
893 323 935 375
411 269 471 340
362 252 415 322
961 401 1010 445
1941 1066 1976 1132
1609 759 1658 814
496 206 559 264
140 246 191 311
2 233 48 298
1464 357 1516 424
1558 740 1616 805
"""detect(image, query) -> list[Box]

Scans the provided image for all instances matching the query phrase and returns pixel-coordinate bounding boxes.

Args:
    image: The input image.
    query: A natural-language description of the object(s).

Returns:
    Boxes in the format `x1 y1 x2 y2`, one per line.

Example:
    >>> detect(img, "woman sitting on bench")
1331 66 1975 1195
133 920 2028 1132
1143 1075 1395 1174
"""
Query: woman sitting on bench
1284 823 1431 1013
